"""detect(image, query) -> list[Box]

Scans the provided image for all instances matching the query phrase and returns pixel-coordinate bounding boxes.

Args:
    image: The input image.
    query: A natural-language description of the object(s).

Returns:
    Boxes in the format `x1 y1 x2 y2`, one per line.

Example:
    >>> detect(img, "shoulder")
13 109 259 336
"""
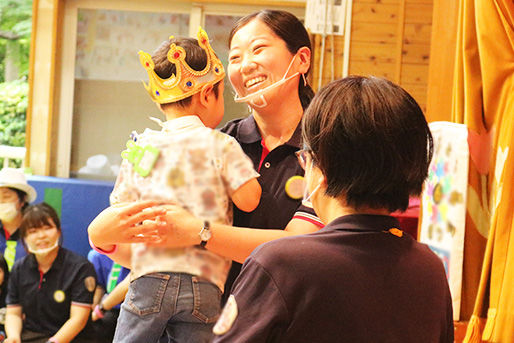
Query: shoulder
61 248 95 270
251 233 319 267
219 117 248 137
11 254 33 274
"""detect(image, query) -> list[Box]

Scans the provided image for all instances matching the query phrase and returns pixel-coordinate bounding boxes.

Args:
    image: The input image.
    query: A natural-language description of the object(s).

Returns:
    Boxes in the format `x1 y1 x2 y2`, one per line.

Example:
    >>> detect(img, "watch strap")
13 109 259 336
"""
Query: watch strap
199 220 211 248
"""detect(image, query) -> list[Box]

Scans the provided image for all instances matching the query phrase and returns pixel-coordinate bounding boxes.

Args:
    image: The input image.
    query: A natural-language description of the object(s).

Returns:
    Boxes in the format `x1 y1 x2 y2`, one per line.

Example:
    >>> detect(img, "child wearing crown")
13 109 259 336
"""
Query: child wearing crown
89 28 261 342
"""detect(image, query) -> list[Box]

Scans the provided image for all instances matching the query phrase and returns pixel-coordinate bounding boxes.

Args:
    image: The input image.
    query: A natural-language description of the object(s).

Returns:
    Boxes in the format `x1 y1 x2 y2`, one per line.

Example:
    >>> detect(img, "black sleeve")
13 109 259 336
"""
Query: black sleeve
70 260 97 306
213 257 289 343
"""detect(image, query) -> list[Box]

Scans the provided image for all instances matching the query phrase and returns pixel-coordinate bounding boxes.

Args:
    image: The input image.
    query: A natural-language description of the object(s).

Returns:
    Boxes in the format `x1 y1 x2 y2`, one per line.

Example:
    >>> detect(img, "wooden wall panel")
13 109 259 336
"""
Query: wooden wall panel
351 42 396 63
426 0 459 122
351 22 397 43
400 63 429 84
349 61 396 79
404 3 433 23
352 3 400 23
404 23 432 44
311 0 433 112
402 43 430 64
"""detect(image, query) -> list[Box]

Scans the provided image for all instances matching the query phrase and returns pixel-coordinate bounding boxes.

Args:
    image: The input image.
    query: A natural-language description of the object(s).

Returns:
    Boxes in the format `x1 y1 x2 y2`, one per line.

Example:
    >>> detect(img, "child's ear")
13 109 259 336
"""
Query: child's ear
199 84 214 107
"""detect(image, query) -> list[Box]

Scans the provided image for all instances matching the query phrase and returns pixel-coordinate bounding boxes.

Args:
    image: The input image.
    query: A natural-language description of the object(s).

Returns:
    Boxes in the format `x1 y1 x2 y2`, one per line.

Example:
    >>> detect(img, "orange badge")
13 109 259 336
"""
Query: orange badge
388 228 403 237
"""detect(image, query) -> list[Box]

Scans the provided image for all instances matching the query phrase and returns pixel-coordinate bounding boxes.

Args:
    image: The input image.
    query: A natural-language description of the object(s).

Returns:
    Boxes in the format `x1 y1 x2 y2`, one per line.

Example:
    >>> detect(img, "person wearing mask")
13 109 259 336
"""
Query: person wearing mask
0 168 37 271
88 10 324 301
212 76 454 342
5 203 96 343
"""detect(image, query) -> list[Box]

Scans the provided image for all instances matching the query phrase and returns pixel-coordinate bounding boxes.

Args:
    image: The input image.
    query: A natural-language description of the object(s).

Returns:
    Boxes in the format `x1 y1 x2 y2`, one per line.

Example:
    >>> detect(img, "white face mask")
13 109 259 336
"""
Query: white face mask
234 54 304 108
26 238 59 256
302 182 322 208
0 202 19 223
301 160 324 207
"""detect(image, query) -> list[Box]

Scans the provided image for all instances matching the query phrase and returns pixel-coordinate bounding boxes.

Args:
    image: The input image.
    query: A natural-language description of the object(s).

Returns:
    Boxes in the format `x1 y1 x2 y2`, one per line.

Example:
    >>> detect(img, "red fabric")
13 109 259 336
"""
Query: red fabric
258 138 270 172
391 197 420 239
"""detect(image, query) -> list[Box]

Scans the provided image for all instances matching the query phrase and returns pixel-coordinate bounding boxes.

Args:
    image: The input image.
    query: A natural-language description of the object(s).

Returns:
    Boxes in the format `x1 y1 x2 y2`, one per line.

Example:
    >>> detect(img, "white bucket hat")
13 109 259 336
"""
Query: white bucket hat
0 168 37 203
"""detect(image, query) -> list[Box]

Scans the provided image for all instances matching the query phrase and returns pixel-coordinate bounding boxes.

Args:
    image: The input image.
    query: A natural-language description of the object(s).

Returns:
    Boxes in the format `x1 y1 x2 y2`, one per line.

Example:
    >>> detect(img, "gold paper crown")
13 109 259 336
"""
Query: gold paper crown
139 27 225 104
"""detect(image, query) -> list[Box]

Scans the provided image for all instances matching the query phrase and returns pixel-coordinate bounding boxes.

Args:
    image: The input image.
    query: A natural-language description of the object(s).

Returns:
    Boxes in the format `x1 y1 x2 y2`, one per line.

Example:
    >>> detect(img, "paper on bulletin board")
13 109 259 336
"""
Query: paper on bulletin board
305 0 347 35
419 121 469 321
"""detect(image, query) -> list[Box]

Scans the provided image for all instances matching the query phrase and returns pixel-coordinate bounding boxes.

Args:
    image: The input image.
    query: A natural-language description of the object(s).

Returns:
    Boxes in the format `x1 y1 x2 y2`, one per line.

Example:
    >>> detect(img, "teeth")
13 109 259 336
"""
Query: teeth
245 76 265 88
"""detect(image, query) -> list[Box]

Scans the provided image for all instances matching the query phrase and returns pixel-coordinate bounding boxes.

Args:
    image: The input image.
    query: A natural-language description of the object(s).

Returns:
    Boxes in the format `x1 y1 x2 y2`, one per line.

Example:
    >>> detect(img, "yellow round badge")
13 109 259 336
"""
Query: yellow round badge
54 290 65 303
285 175 305 200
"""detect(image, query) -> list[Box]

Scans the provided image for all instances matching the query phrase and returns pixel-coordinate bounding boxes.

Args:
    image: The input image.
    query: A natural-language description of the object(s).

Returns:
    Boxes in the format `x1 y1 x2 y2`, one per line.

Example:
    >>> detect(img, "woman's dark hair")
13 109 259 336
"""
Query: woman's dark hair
229 10 314 110
303 76 434 212
0 255 9 307
9 187 28 212
20 202 61 240
152 37 220 110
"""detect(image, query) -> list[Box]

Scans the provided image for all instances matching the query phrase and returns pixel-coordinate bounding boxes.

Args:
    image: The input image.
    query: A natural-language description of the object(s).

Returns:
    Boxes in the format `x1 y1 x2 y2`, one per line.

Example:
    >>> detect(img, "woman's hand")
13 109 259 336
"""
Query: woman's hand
88 201 167 250
148 204 203 248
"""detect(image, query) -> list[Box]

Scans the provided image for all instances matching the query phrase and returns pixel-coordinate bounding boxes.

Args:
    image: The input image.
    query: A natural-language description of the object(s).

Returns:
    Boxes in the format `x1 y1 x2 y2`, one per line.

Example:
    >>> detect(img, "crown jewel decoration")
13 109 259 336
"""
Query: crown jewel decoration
139 27 225 104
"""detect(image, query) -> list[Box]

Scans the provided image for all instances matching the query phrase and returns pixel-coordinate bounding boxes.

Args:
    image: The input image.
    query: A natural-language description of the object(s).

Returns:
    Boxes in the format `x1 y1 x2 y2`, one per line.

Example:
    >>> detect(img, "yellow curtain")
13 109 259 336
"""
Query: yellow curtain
452 0 514 342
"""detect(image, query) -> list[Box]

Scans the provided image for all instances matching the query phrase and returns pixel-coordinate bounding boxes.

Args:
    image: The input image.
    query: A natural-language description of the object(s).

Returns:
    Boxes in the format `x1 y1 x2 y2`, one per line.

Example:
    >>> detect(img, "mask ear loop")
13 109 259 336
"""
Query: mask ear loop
234 54 300 104
250 95 268 108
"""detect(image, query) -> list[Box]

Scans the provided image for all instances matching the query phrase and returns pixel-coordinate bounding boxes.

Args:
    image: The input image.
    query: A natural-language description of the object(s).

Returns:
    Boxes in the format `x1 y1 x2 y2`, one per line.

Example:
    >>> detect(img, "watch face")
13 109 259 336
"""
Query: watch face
200 228 212 241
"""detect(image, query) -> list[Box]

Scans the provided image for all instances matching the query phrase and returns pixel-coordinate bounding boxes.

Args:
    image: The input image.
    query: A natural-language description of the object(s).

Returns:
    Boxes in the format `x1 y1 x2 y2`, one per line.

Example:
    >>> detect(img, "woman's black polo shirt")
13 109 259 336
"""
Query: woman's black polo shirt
221 116 322 297
214 214 454 343
7 247 96 335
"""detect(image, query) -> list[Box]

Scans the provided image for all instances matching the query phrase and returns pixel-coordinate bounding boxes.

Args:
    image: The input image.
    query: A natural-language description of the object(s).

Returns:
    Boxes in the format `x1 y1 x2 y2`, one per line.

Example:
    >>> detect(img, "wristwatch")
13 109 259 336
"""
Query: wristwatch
199 221 212 248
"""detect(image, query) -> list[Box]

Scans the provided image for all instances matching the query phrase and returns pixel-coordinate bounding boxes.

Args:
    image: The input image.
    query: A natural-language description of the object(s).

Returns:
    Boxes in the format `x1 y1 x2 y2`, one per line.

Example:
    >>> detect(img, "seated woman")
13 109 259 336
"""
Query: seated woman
212 76 454 343
5 203 96 343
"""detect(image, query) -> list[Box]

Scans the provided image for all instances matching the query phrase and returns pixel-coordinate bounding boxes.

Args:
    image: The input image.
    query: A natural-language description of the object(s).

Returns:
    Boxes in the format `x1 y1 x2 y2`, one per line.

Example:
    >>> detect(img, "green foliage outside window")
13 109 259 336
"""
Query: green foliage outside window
0 80 27 167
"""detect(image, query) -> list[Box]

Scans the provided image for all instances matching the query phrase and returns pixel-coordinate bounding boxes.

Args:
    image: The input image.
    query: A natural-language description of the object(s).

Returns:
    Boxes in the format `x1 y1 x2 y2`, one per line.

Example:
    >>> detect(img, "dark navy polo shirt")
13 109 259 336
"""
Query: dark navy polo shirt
214 214 454 343
87 250 130 310
0 223 27 270
7 247 96 335
221 116 321 297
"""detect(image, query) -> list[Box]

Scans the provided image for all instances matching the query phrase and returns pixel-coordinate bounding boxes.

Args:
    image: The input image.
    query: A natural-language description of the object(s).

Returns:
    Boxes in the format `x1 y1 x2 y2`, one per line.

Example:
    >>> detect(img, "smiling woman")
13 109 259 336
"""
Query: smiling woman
4 203 97 343
87 10 326 308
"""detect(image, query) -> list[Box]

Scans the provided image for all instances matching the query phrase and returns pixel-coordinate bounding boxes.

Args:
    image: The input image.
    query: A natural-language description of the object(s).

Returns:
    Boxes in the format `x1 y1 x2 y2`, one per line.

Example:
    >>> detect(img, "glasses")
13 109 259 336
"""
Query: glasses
295 149 312 170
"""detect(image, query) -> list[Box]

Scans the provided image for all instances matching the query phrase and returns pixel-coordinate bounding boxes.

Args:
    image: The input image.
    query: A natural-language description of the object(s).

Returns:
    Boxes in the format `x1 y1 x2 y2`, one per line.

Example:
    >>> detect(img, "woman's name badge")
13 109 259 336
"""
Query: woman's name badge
285 175 305 200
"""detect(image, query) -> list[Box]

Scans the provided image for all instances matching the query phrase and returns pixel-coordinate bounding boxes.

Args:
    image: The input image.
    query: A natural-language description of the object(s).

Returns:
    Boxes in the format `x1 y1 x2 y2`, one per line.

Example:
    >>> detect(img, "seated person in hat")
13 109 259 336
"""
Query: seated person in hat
0 168 37 271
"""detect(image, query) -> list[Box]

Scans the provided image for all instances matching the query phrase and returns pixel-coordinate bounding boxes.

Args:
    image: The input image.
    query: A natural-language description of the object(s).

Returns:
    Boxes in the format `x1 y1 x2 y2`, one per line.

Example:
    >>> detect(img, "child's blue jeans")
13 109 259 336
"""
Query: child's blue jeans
113 272 222 343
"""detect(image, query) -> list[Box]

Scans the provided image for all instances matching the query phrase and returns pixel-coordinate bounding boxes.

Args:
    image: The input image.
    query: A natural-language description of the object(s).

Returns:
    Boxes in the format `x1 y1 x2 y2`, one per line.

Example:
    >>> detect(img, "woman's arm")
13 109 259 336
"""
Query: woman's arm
51 304 91 343
154 205 321 264
88 201 166 266
4 306 23 343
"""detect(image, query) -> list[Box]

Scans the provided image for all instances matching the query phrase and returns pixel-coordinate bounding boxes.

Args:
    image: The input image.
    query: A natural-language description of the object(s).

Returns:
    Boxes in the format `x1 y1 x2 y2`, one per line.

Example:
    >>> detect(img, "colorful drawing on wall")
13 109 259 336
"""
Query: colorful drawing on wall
75 9 189 81
419 121 469 321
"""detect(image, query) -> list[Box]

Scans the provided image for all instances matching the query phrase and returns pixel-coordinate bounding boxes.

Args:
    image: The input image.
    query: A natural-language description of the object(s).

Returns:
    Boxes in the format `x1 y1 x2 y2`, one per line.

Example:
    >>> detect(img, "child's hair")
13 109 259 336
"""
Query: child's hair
0 255 9 307
19 202 62 240
152 37 221 110
303 76 433 212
